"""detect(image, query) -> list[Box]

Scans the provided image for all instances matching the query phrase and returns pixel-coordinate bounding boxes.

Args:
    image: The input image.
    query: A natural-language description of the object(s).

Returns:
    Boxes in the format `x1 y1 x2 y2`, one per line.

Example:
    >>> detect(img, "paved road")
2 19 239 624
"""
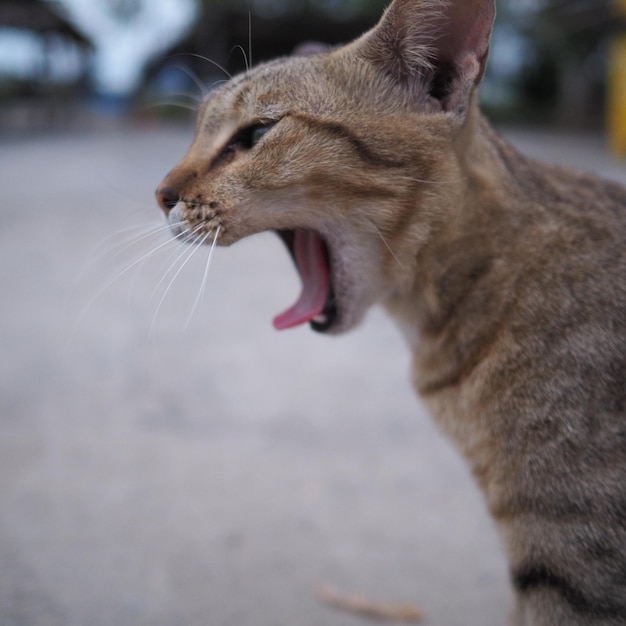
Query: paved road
1 123 624 626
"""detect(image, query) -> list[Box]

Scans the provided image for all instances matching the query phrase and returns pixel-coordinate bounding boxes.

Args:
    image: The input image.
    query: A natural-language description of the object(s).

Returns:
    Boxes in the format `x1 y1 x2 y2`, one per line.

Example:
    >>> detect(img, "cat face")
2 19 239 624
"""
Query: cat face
157 55 449 334
156 0 495 333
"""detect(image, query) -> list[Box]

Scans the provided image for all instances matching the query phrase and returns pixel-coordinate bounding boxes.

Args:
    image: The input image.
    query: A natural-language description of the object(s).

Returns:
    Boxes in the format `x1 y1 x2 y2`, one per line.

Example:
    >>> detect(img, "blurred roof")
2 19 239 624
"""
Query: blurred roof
0 0 91 45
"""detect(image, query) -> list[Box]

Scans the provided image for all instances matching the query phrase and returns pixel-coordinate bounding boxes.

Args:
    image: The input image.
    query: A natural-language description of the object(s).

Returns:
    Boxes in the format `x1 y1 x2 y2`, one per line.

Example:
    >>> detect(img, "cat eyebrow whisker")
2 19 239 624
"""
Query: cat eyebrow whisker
155 89 203 104
184 225 221 329
248 11 253 70
209 79 230 91
173 63 209 97
228 44 250 74
144 101 199 113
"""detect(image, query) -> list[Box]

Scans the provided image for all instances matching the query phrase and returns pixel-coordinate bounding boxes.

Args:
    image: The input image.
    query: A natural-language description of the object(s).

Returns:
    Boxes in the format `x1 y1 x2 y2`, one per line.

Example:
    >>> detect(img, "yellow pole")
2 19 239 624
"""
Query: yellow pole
609 0 626 156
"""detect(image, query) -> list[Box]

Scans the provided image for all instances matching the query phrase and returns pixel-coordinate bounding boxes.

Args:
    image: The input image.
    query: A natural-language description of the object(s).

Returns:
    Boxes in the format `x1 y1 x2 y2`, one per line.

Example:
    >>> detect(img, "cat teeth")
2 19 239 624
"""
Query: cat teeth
313 314 328 324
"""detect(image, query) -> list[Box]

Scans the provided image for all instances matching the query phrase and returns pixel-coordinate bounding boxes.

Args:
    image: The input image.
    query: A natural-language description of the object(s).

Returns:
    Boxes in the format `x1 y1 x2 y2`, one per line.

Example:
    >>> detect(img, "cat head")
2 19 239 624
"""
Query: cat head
156 0 496 334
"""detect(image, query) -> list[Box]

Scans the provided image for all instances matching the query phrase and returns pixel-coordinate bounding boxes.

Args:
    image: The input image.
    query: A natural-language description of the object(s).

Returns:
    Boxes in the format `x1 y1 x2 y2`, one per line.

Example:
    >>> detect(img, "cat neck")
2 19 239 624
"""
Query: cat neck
384 105 539 381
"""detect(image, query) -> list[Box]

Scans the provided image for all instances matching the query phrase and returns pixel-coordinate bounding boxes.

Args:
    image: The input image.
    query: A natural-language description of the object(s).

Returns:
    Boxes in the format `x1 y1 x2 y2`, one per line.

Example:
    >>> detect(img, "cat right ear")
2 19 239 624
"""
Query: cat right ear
356 0 496 116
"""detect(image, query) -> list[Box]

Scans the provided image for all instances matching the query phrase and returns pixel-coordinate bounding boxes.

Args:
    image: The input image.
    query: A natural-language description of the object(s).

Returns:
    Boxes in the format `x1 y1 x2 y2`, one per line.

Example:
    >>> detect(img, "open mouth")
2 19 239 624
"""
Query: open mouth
274 229 337 333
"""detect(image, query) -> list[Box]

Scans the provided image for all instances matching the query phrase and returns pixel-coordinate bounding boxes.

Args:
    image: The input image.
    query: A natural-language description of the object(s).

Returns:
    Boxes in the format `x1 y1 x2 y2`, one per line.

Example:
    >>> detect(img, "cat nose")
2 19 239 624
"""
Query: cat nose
156 186 179 216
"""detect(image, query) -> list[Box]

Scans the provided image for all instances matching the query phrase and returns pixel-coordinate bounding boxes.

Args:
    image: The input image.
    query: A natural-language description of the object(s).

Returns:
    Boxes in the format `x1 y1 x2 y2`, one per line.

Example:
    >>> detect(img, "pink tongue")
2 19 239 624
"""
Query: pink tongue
273 230 330 331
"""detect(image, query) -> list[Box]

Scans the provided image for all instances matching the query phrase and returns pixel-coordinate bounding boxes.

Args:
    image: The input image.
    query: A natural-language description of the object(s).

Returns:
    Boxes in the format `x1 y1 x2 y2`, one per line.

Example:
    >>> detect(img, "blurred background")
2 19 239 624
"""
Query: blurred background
0 0 625 138
1 2 625 626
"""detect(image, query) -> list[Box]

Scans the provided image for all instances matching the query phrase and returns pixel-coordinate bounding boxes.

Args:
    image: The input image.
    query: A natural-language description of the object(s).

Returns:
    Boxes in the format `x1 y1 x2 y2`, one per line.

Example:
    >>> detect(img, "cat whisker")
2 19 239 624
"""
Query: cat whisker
173 63 209 97
67 224 188 345
68 222 176 310
149 228 213 334
144 101 199 113
365 219 406 270
149 230 195 293
229 44 250 73
78 227 187 314
148 224 206 303
184 225 221 329
208 78 230 91
156 88 203 104
248 11 253 70
398 175 462 186
94 222 177 266
169 52 233 80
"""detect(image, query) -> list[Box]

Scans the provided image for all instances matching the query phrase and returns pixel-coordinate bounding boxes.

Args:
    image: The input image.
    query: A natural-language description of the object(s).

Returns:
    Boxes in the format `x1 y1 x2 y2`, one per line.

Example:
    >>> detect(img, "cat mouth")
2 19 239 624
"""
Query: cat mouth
274 229 338 333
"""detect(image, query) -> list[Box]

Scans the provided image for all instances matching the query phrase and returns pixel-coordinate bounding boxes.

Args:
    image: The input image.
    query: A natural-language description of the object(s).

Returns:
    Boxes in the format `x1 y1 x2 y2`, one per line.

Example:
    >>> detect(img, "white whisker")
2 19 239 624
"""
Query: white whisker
94 222 176 267
209 79 230 91
248 12 253 69
66 221 173 316
144 101 199 113
69 222 158 290
229 44 250 73
73 227 187 331
367 220 406 270
124 222 189 309
169 53 233 80
174 63 209 97
184 225 221 329
149 224 205 303
159 89 202 104
149 229 211 334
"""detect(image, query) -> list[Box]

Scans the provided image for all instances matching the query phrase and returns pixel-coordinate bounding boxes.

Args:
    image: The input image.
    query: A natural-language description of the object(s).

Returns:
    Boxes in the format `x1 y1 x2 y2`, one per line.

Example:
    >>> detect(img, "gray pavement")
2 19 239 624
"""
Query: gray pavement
1 123 624 626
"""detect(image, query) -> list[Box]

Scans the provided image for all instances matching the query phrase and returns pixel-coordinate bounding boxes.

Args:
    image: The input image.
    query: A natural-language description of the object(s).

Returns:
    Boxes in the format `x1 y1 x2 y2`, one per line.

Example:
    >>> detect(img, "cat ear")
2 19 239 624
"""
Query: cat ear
357 0 495 114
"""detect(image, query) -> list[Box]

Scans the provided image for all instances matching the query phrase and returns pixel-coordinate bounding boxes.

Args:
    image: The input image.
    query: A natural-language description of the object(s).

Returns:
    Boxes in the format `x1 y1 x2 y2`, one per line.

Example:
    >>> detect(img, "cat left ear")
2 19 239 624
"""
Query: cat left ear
357 0 496 115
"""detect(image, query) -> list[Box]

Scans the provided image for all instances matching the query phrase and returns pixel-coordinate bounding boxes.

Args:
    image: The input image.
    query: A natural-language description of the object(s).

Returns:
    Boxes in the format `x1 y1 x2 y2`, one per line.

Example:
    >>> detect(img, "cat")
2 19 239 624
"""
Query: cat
155 0 626 624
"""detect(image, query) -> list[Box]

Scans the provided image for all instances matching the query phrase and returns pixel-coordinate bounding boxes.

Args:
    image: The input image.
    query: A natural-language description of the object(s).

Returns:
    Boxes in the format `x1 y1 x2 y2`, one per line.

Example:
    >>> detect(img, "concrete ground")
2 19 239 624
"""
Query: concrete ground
1 123 624 626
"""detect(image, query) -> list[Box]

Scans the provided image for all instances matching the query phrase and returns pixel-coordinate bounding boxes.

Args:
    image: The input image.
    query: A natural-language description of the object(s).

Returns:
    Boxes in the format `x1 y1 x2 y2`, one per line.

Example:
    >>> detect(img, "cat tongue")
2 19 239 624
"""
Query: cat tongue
273 230 329 330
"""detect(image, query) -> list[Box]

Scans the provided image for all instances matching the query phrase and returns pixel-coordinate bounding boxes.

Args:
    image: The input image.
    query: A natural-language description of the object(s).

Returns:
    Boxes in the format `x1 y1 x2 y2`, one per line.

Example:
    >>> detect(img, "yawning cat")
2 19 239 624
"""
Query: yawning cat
156 1 626 624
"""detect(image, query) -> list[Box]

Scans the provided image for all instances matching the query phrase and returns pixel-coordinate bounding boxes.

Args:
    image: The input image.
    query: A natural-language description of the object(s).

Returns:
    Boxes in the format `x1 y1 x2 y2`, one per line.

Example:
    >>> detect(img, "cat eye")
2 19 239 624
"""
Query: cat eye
227 122 276 152
250 124 272 147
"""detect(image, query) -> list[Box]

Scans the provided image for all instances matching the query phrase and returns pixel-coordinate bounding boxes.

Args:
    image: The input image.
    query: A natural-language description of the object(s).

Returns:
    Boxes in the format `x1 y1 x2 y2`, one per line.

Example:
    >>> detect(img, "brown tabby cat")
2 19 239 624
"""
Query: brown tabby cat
155 0 626 623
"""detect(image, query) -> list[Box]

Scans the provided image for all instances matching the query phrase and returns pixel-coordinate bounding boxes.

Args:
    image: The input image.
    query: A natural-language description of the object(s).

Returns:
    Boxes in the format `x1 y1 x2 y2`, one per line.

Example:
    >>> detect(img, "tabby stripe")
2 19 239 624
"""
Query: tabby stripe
291 114 406 169
512 564 626 620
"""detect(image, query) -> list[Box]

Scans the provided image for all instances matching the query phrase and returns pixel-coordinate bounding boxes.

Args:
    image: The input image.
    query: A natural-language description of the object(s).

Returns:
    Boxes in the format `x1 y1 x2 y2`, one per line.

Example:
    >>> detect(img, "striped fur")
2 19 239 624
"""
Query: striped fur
156 1 626 623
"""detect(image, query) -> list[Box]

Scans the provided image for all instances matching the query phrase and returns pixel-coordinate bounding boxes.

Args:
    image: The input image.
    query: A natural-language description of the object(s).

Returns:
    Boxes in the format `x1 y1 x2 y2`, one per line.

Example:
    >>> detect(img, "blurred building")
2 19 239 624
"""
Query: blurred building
0 0 92 129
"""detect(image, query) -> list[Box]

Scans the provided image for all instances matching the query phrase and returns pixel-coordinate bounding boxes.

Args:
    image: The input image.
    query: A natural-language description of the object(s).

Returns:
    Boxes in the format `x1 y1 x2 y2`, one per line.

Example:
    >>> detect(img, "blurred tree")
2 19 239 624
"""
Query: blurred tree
0 0 92 129
143 0 622 129
491 0 619 126
146 0 387 97
46 0 198 98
